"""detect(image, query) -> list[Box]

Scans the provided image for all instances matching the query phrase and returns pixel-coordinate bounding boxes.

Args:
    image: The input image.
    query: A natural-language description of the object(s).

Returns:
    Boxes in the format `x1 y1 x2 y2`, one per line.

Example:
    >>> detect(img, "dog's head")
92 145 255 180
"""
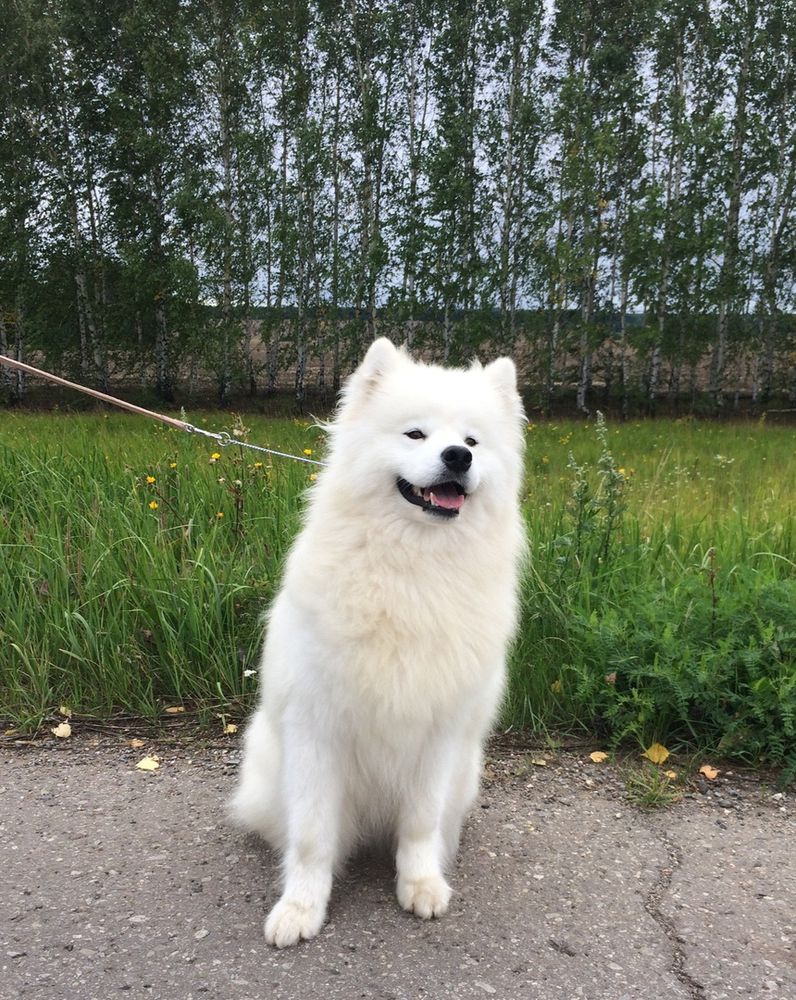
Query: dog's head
325 339 525 525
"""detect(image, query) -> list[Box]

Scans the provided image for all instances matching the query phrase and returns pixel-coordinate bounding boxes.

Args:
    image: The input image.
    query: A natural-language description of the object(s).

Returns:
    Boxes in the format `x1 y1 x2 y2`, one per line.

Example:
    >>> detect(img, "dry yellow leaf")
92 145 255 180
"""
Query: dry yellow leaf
664 770 678 780
128 738 146 749
589 751 608 763
59 705 72 718
224 723 238 735
530 757 547 767
51 722 72 739
164 706 185 715
699 764 719 781
136 756 160 771
642 743 670 765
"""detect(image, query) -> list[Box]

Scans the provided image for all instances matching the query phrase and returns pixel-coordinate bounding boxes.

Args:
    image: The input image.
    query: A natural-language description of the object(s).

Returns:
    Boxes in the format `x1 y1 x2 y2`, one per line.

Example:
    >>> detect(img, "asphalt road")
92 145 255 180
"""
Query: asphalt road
0 738 793 1000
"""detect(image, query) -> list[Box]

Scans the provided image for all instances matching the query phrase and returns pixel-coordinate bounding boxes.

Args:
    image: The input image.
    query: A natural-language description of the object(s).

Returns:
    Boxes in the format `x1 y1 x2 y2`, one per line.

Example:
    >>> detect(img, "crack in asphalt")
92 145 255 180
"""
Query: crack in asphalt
644 822 706 999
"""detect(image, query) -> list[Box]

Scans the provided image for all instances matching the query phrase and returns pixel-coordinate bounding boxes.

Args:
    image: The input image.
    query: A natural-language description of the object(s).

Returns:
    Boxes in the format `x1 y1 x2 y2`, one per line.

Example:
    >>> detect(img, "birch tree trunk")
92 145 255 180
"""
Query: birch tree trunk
402 4 432 334
756 20 795 413
0 313 13 397
710 1 754 413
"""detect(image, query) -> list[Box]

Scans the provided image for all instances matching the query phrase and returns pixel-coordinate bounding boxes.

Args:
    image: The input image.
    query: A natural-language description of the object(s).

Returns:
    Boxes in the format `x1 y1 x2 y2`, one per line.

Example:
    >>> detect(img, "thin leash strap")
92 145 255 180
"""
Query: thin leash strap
0 354 327 467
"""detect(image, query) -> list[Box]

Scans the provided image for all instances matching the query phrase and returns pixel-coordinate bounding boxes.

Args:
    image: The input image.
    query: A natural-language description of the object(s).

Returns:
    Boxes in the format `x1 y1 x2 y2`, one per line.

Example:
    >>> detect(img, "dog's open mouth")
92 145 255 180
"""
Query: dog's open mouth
397 478 466 518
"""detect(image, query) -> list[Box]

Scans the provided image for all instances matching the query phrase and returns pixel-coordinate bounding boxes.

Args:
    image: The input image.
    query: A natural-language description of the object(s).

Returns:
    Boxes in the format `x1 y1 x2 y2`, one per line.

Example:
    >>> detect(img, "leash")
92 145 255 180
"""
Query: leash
0 354 327 467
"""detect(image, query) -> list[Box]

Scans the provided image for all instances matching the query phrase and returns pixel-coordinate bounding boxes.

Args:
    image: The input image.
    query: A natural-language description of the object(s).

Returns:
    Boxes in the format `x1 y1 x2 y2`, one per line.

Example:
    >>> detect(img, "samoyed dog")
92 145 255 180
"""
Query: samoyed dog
230 337 526 947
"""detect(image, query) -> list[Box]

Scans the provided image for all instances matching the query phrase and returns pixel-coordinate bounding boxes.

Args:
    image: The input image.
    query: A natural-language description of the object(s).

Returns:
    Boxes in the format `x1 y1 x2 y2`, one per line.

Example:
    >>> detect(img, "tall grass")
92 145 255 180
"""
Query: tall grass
1 411 794 775
0 412 320 722
508 415 796 778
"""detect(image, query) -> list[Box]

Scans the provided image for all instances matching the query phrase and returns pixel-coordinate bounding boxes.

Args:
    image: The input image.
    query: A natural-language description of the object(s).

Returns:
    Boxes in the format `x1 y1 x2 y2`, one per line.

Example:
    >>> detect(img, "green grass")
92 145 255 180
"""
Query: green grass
510 415 796 780
1 410 794 778
0 411 320 723
622 761 684 810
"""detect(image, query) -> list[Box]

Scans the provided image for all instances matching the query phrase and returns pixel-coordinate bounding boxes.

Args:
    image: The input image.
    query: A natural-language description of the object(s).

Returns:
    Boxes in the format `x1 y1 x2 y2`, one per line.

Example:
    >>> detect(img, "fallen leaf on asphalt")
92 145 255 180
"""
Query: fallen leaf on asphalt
224 723 238 735
51 722 72 739
643 743 670 765
136 756 160 771
59 705 72 718
589 751 608 763
164 706 185 715
128 738 145 749
699 764 719 780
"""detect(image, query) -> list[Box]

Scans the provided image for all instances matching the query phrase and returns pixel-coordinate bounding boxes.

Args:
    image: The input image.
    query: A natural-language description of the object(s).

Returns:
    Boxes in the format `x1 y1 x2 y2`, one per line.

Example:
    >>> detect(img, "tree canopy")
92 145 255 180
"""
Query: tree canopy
1 0 794 413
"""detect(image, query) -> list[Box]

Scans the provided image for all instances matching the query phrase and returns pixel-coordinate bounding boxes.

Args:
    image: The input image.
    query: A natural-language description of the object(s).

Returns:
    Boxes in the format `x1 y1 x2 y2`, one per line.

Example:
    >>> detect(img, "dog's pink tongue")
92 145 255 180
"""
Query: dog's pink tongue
429 483 464 510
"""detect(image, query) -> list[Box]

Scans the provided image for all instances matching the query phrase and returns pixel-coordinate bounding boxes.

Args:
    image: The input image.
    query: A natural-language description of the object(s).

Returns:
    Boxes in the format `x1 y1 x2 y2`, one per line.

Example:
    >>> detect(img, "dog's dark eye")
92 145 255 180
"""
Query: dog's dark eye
465 437 478 447
405 429 426 440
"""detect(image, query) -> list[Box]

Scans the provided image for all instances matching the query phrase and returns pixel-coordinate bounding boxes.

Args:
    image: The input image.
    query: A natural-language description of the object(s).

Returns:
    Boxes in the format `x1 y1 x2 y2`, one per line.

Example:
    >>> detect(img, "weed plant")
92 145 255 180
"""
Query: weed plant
508 414 796 781
0 412 317 722
1 410 794 778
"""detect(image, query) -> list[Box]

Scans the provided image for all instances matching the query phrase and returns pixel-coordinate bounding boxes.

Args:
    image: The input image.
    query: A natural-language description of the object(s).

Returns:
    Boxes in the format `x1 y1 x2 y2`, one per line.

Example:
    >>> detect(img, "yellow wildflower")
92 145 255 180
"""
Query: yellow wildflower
215 512 224 519
618 467 626 476
148 500 159 510
253 461 263 469
542 455 550 465
146 475 156 484
303 448 313 456
309 473 317 482
169 462 177 469
210 452 221 462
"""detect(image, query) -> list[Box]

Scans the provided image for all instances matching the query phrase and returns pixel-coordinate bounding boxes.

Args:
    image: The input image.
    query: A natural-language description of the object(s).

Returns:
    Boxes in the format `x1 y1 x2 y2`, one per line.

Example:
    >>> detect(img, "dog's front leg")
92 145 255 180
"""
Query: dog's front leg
264 717 341 947
395 743 455 920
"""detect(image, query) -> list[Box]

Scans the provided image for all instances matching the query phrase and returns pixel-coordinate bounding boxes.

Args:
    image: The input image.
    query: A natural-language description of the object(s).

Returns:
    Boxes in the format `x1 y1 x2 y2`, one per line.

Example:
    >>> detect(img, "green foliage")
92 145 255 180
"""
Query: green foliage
507 415 796 778
1 414 794 784
2 0 795 408
542 575 796 764
623 761 683 810
0 413 317 720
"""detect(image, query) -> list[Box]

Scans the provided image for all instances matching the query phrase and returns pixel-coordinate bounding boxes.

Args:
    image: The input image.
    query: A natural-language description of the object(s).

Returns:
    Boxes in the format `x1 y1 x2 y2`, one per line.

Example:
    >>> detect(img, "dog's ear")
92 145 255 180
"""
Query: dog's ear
358 337 401 385
485 356 526 425
340 337 403 412
484 356 518 396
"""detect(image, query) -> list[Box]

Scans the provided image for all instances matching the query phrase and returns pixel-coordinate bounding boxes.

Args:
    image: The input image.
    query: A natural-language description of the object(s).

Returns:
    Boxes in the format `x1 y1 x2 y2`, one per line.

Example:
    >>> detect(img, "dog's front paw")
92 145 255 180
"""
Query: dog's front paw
264 896 326 948
397 874 452 920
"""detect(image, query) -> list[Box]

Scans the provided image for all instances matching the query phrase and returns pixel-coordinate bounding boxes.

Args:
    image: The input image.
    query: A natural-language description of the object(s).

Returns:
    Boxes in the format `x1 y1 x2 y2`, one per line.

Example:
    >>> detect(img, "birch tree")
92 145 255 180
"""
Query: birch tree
427 0 485 362
342 0 400 353
0 0 52 402
391 0 434 341
192 0 267 403
105 0 197 401
41 5 113 389
709 0 757 412
751 0 796 410
482 0 545 353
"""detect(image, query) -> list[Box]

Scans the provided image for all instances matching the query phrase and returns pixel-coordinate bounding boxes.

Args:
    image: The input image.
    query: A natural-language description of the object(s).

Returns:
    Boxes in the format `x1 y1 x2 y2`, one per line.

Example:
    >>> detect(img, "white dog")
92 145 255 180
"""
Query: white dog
230 338 526 947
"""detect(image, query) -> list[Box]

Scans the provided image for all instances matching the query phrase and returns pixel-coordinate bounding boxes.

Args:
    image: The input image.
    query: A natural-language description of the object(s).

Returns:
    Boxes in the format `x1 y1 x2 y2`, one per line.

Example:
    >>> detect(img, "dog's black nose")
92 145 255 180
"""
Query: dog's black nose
441 445 472 473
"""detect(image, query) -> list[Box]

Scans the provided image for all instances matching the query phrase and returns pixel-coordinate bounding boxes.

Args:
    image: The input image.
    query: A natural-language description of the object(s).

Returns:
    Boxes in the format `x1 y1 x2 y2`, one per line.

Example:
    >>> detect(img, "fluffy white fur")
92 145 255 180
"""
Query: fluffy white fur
229 338 527 947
